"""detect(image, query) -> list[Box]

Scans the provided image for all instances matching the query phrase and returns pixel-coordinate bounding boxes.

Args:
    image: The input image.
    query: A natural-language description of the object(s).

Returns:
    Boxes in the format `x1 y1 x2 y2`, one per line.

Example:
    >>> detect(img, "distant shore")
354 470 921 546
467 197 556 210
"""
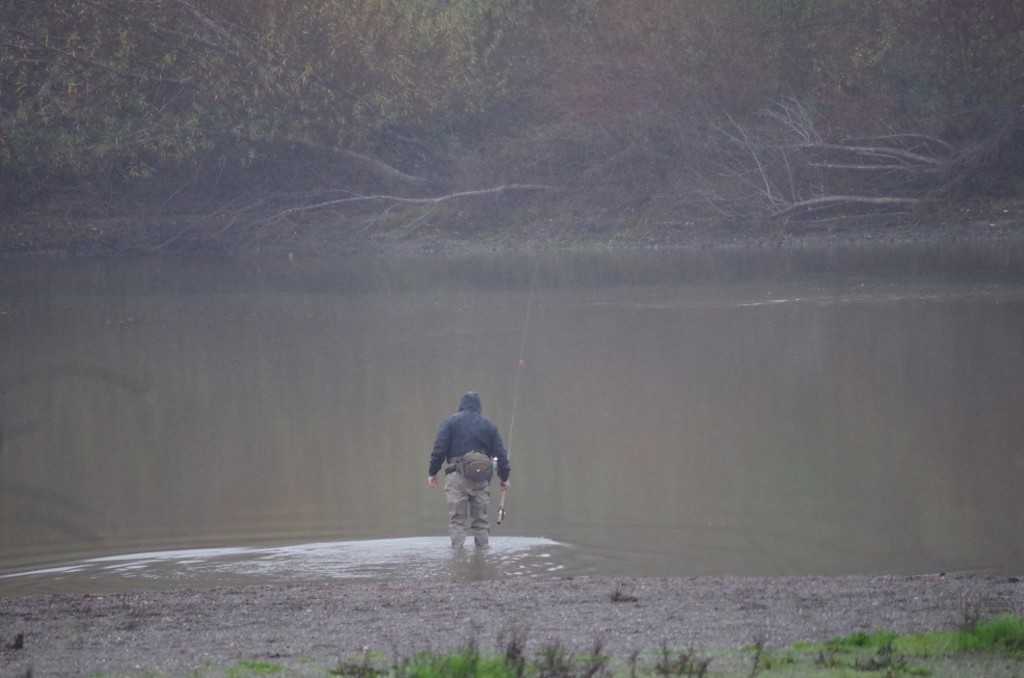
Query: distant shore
2 573 1022 676
2 198 1023 259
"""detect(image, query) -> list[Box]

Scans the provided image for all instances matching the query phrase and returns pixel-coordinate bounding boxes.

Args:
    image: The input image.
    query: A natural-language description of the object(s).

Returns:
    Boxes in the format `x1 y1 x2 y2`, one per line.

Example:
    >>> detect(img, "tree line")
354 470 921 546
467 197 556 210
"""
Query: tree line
2 0 1022 249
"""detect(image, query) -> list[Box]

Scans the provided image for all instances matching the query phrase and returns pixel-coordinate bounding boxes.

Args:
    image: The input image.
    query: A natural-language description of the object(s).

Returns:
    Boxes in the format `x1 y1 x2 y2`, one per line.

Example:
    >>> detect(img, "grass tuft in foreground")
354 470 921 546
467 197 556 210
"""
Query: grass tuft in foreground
895 613 1024 659
796 614 1024 676
212 615 1024 677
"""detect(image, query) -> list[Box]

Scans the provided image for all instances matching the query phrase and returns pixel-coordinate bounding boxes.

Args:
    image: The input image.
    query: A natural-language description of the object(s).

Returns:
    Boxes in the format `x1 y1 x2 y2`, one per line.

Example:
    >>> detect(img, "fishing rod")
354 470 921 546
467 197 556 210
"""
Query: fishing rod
497 257 540 525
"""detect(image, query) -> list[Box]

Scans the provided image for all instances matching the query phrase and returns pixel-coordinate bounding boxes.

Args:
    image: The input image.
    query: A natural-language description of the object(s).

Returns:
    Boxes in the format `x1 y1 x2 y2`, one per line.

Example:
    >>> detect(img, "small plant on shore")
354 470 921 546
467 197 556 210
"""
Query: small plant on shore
747 633 765 677
330 638 611 678
806 614 1024 675
324 616 1024 678
904 614 1024 658
651 642 710 677
851 635 910 673
951 589 988 630
329 652 379 678
965 614 1024 656
497 626 529 677
225 659 282 676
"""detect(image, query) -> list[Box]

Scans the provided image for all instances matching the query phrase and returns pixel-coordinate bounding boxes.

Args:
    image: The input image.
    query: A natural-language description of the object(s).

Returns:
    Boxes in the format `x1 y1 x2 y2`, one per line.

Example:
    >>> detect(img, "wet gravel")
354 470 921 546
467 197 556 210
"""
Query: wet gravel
2 573 1022 676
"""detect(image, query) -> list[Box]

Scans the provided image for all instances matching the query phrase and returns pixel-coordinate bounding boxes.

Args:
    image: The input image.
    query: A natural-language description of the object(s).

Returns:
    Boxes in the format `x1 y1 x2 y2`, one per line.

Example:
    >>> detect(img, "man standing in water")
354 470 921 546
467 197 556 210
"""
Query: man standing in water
428 392 511 547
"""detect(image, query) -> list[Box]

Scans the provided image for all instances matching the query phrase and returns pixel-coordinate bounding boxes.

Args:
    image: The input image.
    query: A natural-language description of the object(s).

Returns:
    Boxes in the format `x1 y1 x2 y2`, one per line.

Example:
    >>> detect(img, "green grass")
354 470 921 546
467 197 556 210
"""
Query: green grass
776 615 1024 677
80 616 1024 677
894 614 1024 658
324 617 1024 677
226 659 284 676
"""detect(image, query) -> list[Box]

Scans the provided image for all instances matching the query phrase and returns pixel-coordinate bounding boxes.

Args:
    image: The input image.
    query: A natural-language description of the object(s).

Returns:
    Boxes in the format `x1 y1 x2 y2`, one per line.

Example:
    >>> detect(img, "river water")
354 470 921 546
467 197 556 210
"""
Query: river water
1 244 1023 594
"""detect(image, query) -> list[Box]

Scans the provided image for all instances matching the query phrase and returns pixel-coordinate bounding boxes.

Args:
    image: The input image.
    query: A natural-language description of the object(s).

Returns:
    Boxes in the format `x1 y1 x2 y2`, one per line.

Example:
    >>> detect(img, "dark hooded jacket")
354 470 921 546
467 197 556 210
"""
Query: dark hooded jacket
429 392 511 481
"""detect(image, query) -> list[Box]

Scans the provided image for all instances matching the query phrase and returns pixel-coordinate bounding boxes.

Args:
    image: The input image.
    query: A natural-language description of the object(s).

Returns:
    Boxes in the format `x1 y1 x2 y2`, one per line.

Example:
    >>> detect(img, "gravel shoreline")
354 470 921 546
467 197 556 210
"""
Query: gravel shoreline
2 573 1022 676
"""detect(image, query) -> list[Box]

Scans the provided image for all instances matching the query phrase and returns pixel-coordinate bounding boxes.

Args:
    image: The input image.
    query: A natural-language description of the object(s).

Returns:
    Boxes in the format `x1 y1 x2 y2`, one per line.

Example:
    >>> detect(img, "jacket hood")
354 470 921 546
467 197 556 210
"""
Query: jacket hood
458 391 482 413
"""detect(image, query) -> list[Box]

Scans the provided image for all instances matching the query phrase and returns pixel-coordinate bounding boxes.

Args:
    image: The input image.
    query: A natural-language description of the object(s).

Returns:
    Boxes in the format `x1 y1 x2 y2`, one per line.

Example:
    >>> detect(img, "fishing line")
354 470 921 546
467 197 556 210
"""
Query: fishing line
498 258 539 527
506 256 541 453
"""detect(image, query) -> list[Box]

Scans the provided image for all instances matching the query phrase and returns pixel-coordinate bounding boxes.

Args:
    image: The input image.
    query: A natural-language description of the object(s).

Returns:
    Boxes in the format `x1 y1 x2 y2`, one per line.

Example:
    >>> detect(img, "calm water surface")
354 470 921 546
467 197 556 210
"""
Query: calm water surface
2 244 1023 594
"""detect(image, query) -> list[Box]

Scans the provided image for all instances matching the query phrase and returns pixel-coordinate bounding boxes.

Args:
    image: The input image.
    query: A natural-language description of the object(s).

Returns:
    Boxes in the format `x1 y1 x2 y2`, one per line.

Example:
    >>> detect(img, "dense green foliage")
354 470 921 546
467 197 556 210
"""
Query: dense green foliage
2 0 1022 249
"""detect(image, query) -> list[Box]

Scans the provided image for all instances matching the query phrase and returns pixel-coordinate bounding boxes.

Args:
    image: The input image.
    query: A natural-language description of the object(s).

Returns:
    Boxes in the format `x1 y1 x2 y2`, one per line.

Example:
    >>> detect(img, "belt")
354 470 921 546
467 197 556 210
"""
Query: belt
444 453 485 475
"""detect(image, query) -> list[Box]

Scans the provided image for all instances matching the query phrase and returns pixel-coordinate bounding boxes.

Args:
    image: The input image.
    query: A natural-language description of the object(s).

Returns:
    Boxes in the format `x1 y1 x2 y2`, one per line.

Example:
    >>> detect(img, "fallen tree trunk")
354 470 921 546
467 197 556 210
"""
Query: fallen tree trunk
338 149 430 189
771 195 921 218
276 183 558 217
702 98 1020 222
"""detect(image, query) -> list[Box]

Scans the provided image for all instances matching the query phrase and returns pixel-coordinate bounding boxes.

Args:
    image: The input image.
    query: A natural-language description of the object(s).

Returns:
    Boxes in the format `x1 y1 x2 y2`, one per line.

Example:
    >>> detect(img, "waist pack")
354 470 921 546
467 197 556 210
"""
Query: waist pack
457 451 493 482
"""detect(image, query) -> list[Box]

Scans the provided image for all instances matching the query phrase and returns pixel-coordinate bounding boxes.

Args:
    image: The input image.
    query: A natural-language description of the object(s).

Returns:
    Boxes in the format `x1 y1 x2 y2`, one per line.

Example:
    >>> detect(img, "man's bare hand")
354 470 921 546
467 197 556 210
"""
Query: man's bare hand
427 476 438 488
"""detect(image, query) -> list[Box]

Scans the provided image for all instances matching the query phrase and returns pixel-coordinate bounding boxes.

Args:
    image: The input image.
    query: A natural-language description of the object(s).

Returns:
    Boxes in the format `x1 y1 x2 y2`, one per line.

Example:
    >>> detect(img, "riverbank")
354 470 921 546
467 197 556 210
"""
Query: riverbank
2 198 1024 259
2 573 1022 676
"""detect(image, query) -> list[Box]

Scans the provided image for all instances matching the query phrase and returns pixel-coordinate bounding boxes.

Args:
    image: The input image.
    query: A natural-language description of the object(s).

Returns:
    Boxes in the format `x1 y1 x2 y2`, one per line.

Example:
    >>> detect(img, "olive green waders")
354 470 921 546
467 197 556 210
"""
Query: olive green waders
443 471 491 547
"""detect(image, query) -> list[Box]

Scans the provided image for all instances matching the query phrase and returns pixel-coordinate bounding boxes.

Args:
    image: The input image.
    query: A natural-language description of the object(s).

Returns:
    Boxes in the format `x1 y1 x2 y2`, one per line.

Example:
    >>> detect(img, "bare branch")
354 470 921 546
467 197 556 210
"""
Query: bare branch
722 114 778 203
692 97 1000 223
798 142 947 166
807 162 929 171
339 150 430 188
279 184 558 217
840 133 956 156
772 195 920 217
762 98 821 144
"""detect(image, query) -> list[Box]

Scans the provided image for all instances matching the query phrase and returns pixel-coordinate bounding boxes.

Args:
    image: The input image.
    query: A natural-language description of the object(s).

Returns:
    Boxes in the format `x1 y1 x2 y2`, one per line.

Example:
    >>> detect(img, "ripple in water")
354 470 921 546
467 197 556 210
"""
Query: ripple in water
0 537 582 594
